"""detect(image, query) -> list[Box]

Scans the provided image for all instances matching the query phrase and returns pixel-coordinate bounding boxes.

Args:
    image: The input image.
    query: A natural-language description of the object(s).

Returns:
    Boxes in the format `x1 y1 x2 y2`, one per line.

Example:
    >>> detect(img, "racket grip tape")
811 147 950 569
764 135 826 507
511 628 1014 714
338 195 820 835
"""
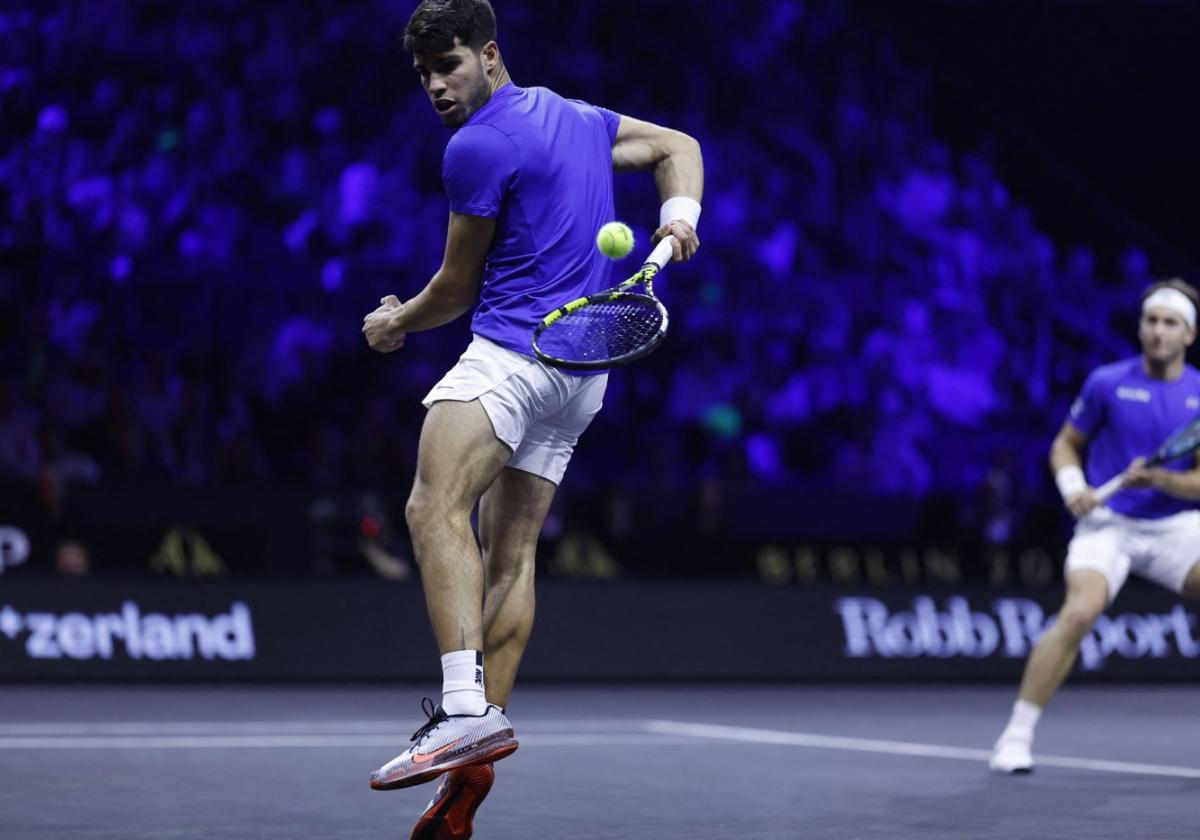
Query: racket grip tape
1094 452 1169 504
1093 472 1125 504
644 235 677 271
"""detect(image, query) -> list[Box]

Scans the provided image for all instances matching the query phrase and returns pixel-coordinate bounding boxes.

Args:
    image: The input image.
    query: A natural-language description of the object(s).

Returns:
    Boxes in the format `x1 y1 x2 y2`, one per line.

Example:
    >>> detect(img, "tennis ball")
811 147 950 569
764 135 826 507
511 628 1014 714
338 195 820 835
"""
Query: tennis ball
596 221 635 259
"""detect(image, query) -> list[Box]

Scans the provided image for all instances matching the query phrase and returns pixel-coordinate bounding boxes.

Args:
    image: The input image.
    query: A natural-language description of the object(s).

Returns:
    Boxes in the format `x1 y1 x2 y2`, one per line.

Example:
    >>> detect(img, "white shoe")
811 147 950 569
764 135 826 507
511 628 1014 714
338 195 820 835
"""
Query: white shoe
989 731 1034 774
368 699 518 791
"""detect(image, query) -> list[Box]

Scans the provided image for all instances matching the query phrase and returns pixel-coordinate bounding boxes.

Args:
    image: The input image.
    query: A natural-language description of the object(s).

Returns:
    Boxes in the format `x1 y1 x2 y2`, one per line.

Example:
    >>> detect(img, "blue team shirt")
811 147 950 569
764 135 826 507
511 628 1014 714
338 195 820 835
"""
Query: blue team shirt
1069 356 1200 519
441 84 621 363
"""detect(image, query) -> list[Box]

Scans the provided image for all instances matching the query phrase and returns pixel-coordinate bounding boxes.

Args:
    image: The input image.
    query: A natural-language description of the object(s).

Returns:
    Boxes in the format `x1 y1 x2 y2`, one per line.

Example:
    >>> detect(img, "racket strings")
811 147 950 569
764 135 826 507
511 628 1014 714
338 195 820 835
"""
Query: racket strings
537 299 664 363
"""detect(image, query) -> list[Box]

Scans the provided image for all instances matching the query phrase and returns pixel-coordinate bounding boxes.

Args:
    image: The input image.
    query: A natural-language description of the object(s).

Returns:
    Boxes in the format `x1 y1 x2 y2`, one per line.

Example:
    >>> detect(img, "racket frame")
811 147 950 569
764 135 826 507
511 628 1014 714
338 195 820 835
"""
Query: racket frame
531 236 676 370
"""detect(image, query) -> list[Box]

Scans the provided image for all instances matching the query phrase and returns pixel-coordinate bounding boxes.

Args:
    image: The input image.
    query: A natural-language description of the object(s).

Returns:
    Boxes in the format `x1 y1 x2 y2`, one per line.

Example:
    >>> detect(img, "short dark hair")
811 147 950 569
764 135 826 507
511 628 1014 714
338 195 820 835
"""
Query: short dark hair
403 0 497 55
1142 277 1200 316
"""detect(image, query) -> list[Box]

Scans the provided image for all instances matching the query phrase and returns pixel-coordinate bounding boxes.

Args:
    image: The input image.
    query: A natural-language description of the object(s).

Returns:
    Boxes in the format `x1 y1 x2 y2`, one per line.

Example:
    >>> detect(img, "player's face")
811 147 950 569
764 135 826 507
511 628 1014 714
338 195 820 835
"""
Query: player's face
1139 306 1196 364
413 41 491 128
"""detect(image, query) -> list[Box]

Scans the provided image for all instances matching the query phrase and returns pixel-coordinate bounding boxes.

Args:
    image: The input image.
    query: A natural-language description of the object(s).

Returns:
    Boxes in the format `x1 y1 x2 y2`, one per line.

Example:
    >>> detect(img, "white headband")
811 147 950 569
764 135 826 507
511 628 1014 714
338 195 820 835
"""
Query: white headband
1143 287 1197 329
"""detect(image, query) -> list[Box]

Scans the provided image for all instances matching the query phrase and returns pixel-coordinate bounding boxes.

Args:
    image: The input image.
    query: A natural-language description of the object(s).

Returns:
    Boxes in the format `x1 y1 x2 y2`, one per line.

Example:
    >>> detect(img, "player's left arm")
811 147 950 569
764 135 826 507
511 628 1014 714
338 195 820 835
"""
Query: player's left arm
1123 453 1200 500
610 115 704 262
362 211 494 352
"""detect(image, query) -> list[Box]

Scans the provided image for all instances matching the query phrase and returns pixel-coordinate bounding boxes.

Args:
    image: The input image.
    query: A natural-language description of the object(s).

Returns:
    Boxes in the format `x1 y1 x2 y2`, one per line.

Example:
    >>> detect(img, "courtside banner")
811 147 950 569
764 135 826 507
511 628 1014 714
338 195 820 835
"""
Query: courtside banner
0 578 436 680
1 578 1198 680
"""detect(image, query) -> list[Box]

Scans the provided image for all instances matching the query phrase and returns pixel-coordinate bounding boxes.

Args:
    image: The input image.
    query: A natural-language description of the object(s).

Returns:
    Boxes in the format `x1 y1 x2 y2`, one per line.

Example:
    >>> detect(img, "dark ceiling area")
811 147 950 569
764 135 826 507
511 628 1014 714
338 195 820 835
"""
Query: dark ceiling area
857 1 1200 275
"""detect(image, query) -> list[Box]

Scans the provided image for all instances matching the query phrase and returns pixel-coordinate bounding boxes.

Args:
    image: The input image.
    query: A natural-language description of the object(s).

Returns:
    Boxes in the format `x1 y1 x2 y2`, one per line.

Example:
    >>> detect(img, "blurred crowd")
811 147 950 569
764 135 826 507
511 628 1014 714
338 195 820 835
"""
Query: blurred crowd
0 1 1159 573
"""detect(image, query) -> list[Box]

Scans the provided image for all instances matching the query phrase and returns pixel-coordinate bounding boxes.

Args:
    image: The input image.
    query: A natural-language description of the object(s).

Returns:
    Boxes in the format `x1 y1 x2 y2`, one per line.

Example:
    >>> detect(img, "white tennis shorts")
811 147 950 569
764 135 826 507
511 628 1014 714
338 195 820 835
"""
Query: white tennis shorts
421 335 607 485
1066 506 1200 602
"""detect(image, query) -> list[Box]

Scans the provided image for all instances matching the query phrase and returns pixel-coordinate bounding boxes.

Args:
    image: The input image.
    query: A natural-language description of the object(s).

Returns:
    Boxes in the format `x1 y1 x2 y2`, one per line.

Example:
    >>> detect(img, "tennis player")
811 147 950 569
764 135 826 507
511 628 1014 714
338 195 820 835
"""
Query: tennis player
360 0 703 834
990 278 1200 774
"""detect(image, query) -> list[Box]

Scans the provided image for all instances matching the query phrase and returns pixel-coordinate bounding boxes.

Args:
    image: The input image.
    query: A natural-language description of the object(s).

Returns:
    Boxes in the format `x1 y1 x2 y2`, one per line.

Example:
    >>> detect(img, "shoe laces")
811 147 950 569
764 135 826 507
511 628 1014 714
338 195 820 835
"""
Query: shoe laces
410 697 448 743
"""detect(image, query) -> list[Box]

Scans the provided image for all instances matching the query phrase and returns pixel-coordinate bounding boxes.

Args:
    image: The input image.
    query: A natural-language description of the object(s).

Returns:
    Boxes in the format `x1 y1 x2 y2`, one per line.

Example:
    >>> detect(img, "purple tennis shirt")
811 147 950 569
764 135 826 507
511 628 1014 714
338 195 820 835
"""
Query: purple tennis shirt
441 84 621 365
1069 356 1200 519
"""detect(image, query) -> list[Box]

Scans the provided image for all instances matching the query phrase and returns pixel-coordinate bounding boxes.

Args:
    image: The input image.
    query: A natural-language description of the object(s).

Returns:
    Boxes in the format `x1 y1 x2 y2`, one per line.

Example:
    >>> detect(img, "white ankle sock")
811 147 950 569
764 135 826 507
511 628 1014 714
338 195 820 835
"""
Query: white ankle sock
1004 699 1041 737
441 650 487 716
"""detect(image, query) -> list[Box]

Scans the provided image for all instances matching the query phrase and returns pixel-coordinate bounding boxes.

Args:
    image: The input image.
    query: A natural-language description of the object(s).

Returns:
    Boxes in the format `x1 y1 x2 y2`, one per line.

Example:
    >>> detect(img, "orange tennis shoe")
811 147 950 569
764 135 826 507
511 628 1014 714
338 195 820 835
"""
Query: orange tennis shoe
410 762 495 839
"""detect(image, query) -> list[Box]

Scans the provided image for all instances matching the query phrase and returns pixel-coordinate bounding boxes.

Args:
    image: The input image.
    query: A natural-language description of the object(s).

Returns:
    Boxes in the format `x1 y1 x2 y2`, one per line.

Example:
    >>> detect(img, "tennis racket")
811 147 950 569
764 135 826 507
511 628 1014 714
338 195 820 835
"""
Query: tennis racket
1094 413 1200 503
531 235 676 370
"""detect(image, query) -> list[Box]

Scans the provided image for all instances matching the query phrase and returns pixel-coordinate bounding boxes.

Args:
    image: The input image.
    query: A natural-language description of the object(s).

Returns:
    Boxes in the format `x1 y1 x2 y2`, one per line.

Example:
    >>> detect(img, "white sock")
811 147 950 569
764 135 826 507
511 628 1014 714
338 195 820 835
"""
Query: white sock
1003 699 1041 738
441 650 487 716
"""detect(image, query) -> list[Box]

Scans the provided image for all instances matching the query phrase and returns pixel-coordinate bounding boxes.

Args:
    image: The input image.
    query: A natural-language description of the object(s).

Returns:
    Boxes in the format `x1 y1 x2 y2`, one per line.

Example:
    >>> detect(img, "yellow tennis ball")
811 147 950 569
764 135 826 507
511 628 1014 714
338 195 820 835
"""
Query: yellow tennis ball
596 221 635 259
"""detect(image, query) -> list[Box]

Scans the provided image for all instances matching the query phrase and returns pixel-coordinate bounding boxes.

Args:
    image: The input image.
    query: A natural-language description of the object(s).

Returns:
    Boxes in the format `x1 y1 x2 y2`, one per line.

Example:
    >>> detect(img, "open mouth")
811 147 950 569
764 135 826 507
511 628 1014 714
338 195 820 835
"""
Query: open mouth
434 98 457 115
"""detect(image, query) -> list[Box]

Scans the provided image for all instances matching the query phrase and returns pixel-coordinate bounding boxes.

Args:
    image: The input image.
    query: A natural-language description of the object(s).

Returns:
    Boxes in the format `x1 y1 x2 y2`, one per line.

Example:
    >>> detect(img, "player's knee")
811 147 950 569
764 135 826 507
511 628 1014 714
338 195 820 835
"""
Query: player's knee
404 493 421 531
1057 602 1102 640
404 488 441 537
1182 563 1200 600
481 529 536 559
483 545 535 582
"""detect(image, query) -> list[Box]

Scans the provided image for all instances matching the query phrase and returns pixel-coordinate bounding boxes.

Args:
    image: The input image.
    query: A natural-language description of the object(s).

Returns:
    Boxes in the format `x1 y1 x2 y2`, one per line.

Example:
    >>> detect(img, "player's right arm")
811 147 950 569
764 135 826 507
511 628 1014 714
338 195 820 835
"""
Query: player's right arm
610 115 704 262
1050 421 1097 519
1123 451 1200 500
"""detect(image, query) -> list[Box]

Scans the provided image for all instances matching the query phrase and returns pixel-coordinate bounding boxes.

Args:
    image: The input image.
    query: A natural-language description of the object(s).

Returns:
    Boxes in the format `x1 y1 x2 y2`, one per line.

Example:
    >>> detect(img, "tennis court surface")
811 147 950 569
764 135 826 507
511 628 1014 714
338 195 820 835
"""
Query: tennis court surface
2 684 1197 839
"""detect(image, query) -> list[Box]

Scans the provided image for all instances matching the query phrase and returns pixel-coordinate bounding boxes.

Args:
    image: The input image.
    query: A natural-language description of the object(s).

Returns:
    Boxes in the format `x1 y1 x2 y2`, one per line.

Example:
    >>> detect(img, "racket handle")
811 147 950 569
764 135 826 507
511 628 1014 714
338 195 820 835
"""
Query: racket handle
643 235 677 271
1093 472 1125 504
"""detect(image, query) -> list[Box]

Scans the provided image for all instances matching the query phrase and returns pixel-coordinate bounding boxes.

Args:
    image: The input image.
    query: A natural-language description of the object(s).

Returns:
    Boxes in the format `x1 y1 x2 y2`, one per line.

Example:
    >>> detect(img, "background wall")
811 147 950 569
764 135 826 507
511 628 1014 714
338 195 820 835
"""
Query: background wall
1 0 1198 679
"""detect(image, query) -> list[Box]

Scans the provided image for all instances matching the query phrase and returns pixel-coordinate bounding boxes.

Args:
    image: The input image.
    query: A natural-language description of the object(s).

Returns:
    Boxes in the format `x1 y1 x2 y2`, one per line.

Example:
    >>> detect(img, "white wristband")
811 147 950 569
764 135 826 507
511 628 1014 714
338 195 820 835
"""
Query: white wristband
659 196 701 231
1055 466 1087 500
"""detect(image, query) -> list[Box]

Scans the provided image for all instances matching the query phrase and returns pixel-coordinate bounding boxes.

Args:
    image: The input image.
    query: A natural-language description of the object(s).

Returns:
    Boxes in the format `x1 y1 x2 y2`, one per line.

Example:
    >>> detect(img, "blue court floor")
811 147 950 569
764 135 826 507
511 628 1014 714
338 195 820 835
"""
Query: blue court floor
1 684 1197 838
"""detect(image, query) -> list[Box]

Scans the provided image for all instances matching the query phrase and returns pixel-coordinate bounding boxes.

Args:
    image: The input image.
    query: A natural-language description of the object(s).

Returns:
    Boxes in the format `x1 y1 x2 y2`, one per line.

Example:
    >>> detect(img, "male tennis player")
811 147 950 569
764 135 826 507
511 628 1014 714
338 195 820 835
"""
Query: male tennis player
360 0 703 835
990 278 1200 774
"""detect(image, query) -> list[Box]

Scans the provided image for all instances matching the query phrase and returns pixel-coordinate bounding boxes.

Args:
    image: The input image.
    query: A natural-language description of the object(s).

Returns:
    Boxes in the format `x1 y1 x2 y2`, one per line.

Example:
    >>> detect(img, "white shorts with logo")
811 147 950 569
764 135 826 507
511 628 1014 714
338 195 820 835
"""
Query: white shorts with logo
421 335 607 485
1066 506 1200 602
